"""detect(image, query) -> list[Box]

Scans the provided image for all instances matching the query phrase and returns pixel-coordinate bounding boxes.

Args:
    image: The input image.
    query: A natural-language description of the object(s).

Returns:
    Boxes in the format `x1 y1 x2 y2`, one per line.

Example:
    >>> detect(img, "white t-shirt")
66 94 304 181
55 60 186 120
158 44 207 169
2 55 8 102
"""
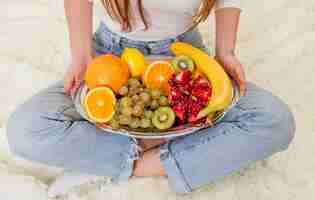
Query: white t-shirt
90 0 241 41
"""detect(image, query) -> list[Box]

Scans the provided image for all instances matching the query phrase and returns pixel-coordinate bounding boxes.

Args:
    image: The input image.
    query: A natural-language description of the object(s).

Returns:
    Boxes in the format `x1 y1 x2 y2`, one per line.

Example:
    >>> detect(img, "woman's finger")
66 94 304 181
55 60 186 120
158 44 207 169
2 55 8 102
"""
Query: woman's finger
236 68 246 96
238 79 246 96
219 55 246 96
64 76 75 96
70 77 83 99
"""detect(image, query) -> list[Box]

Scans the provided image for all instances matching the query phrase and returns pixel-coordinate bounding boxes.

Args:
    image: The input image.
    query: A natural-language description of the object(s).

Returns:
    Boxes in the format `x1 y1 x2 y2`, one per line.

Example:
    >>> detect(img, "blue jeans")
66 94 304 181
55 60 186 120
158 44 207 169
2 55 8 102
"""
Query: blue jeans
6 22 295 193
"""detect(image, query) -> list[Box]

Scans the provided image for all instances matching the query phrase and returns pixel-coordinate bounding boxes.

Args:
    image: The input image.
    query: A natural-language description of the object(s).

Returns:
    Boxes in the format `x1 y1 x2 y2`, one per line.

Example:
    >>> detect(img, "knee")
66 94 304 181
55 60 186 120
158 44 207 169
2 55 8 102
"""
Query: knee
267 98 295 150
240 85 296 150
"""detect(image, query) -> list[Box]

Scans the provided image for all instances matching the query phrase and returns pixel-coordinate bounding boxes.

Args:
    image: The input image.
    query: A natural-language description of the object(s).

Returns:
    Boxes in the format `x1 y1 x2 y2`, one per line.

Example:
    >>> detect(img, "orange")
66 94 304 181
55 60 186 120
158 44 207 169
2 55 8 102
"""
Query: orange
143 61 174 93
85 54 130 93
84 86 116 123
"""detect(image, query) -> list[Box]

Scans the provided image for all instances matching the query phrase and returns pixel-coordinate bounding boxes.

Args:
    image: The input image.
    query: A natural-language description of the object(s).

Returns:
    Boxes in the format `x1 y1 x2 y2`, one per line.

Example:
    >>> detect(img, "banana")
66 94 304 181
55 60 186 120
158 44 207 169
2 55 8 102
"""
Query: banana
170 42 233 119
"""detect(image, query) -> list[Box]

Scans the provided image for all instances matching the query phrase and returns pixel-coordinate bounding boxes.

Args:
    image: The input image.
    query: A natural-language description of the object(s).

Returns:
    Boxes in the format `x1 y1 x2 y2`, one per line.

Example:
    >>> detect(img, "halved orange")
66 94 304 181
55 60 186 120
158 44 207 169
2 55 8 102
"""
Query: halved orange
84 86 116 123
143 61 175 93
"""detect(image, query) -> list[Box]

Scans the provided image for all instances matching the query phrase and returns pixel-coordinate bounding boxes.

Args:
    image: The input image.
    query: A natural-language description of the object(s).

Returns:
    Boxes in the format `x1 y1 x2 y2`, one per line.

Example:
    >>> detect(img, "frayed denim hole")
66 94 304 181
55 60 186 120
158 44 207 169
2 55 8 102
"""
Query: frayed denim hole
159 142 171 161
112 138 140 182
118 137 140 170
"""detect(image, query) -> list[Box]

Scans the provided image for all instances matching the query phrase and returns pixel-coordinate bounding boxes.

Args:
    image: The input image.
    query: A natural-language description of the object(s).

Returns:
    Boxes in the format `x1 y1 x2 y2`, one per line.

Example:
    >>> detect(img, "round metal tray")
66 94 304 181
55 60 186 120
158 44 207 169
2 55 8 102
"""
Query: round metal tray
73 56 240 139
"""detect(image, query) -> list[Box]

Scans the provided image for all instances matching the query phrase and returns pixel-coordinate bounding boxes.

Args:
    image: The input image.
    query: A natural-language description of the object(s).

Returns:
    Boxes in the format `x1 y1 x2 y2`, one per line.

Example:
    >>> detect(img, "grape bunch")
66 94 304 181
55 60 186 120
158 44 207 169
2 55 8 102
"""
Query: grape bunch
108 78 169 129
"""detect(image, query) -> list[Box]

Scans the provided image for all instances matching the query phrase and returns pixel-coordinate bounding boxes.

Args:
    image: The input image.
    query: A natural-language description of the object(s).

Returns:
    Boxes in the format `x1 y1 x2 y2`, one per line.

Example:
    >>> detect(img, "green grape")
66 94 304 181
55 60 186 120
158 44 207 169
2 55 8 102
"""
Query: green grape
140 118 151 129
150 89 162 100
118 86 129 96
129 118 140 129
115 102 120 113
159 96 169 106
143 88 150 93
134 87 142 94
128 78 141 88
131 95 140 103
128 87 138 96
139 92 151 104
144 110 154 119
109 119 120 129
138 87 144 93
132 104 144 117
120 96 133 108
118 115 132 125
112 112 119 119
121 106 133 116
136 100 146 108
150 100 159 110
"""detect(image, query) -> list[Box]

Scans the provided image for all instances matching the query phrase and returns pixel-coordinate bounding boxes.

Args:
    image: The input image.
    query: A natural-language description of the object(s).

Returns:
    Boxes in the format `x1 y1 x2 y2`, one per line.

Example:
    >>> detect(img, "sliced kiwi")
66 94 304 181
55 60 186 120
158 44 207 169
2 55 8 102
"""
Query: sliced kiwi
152 107 175 130
171 55 195 73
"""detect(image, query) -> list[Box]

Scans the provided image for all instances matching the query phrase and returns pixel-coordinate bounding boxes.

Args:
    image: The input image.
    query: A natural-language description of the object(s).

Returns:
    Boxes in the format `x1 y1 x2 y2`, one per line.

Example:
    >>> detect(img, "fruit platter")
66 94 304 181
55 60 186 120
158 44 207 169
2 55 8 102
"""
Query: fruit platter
73 42 240 139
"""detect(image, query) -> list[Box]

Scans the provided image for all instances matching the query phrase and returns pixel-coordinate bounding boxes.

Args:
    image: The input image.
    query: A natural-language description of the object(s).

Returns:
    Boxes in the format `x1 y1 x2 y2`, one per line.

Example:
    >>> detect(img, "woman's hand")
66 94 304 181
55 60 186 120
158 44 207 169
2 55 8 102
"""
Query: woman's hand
64 0 94 98
215 8 244 95
64 56 92 98
216 52 246 96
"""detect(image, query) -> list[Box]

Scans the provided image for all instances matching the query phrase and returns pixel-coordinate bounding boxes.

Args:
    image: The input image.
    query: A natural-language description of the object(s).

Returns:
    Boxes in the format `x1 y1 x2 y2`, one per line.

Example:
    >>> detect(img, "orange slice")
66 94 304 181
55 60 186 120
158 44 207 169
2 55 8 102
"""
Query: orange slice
143 61 175 93
84 86 116 123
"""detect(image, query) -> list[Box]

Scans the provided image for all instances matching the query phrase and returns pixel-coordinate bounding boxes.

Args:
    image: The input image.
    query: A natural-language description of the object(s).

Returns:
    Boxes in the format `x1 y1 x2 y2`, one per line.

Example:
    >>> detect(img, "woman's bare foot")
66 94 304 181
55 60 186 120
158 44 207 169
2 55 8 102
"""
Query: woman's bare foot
138 139 166 152
133 147 167 177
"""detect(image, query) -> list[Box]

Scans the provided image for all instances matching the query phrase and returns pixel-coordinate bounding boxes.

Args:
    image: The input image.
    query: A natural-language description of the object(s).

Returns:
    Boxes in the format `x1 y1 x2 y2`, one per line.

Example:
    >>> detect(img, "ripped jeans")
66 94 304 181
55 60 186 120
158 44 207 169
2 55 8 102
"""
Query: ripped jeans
6 22 295 193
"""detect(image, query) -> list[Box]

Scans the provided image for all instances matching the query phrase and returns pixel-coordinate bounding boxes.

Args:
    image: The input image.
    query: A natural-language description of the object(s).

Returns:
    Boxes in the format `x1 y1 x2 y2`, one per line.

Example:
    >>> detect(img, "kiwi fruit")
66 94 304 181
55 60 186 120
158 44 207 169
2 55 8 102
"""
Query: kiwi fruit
152 107 175 130
171 55 195 73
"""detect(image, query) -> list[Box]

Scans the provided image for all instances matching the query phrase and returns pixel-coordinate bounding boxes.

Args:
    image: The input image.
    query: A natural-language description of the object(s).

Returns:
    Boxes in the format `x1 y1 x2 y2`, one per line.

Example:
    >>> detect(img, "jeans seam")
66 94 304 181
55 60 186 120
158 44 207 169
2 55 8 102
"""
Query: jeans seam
160 143 193 192
169 149 193 192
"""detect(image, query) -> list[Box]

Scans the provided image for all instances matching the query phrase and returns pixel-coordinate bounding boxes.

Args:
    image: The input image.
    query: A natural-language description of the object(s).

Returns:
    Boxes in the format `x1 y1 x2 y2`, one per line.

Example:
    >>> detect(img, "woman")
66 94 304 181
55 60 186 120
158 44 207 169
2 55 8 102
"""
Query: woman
6 0 295 196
